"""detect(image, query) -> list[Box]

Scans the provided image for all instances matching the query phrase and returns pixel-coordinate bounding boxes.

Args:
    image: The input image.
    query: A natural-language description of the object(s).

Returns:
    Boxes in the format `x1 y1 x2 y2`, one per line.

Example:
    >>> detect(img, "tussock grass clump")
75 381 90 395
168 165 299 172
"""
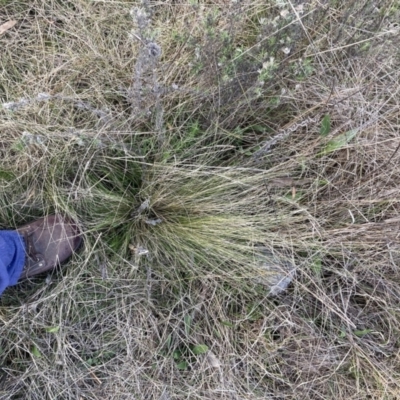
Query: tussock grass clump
0 0 400 399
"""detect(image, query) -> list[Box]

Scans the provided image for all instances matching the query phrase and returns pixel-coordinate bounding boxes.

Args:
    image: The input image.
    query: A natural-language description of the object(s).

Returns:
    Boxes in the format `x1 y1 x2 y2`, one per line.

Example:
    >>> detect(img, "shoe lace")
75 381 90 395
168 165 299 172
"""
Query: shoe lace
24 232 45 266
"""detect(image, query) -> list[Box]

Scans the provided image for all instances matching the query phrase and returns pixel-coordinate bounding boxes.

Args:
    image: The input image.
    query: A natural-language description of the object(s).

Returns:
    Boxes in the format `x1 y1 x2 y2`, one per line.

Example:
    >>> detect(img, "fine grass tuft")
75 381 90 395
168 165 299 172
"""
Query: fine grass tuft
1 0 400 399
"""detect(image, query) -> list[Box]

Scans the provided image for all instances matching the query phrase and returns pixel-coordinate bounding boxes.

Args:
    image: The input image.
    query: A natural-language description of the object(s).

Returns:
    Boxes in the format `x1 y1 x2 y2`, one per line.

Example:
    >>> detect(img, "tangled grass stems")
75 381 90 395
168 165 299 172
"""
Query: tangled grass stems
0 0 399 398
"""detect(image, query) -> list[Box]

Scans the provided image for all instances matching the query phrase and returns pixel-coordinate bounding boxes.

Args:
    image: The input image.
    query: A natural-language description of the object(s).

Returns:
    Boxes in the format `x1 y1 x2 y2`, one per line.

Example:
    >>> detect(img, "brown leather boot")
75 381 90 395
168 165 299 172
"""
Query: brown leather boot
16 214 82 279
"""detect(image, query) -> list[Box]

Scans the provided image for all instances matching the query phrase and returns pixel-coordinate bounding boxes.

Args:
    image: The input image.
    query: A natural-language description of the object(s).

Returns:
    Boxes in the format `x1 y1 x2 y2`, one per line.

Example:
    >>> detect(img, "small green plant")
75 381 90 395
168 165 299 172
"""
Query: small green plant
172 342 209 371
318 129 359 156
320 114 331 137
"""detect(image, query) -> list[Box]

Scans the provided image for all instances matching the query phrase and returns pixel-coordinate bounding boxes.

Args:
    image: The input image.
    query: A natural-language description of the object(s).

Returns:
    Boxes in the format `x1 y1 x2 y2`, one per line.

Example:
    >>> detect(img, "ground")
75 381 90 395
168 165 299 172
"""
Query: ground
0 0 400 399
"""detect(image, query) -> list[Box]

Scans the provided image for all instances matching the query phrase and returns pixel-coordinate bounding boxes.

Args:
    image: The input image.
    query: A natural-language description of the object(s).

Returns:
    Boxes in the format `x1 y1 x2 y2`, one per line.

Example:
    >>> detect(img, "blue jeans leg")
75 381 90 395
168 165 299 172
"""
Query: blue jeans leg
0 231 26 295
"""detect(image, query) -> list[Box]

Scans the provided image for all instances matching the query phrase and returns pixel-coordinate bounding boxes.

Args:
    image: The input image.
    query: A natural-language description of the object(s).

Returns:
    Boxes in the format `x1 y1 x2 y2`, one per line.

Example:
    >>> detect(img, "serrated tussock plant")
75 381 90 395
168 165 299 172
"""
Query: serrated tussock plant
0 0 399 399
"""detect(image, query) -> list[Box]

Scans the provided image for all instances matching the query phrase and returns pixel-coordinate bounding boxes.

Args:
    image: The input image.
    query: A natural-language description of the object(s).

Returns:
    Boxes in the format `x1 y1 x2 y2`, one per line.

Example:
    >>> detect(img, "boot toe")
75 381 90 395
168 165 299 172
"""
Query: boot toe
18 214 82 280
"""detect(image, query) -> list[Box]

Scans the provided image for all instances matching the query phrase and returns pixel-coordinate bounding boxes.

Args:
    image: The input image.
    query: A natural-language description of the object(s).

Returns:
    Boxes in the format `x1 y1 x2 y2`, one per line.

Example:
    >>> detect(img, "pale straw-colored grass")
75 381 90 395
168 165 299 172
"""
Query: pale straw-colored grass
1 0 399 398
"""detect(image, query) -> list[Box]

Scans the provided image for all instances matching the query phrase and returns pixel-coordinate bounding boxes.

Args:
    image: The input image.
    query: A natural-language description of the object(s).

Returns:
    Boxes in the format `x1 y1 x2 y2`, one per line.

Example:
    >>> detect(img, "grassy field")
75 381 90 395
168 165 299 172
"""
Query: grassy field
0 0 399 399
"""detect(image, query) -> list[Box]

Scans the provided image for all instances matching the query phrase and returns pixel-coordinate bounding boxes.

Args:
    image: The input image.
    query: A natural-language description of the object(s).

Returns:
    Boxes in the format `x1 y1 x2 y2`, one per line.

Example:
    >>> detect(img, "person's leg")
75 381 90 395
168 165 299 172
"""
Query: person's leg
0 231 26 295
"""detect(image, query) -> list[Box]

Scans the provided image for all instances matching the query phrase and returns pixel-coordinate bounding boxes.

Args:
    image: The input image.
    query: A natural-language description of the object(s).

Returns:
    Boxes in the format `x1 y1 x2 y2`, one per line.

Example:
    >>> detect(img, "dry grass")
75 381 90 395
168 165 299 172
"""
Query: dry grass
0 0 400 399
